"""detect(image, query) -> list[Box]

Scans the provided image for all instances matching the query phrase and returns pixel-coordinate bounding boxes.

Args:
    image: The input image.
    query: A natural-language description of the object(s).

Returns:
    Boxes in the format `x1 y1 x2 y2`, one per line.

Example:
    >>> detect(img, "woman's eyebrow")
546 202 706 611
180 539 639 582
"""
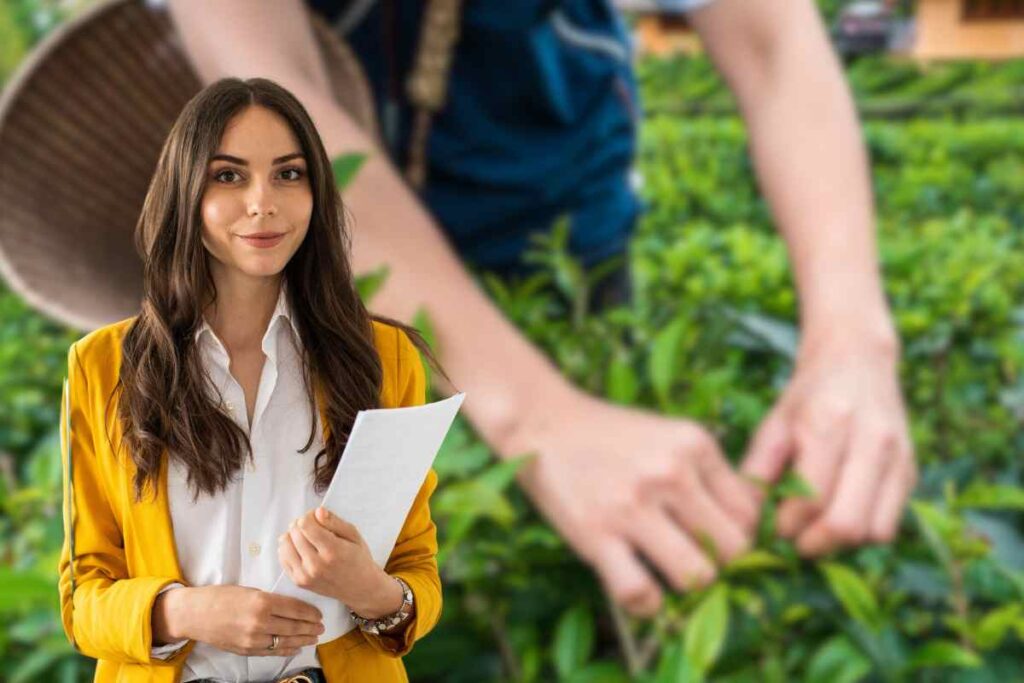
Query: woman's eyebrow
209 152 305 165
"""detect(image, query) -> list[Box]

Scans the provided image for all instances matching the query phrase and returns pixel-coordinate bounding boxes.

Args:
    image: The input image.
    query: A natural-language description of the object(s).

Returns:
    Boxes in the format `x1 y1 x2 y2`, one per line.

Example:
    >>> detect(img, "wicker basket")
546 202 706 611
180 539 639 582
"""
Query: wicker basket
0 0 378 332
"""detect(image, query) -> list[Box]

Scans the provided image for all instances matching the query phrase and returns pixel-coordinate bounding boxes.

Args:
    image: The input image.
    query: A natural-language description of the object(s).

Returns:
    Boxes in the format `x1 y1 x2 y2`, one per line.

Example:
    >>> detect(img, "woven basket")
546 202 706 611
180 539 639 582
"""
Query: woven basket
0 0 379 332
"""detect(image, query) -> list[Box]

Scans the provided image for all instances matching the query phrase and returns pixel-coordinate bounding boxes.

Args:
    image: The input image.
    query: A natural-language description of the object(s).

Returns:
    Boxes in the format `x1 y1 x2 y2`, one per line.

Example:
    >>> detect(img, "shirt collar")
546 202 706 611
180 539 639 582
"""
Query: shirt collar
193 282 301 362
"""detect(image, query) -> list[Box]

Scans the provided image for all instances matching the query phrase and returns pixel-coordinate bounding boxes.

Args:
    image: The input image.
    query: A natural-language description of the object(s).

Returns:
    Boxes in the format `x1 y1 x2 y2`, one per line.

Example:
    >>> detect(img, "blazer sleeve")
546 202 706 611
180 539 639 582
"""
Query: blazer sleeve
358 327 443 658
57 342 186 664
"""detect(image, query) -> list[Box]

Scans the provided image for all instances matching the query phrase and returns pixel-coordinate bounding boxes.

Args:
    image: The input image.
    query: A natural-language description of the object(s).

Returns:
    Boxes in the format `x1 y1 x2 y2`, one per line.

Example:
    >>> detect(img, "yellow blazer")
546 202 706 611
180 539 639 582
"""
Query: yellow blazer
58 317 441 683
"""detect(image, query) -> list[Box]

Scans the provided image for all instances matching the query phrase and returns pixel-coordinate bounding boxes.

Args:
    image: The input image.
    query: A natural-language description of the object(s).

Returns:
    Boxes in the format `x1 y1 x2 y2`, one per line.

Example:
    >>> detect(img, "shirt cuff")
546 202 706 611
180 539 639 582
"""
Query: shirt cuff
150 583 189 659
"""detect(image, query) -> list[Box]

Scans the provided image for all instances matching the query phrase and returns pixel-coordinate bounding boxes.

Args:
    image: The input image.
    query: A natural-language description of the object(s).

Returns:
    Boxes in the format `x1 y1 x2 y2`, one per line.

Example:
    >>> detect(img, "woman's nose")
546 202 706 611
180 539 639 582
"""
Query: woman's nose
246 181 277 217
248 203 277 217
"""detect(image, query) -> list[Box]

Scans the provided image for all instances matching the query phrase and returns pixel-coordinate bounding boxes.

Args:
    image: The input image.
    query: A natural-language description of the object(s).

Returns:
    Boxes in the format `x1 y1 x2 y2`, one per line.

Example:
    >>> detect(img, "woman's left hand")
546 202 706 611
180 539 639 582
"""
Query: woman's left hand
278 507 393 616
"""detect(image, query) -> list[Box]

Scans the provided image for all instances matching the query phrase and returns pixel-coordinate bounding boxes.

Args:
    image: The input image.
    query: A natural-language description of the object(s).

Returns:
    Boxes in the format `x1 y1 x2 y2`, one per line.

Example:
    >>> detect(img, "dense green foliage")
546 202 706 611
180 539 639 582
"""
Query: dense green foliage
1 3 1022 681
638 55 1024 119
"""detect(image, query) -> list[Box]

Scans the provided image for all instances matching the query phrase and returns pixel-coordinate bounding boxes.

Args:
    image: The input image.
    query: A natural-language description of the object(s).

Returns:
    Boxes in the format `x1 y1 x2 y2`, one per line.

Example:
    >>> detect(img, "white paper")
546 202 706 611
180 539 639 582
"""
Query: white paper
269 392 465 643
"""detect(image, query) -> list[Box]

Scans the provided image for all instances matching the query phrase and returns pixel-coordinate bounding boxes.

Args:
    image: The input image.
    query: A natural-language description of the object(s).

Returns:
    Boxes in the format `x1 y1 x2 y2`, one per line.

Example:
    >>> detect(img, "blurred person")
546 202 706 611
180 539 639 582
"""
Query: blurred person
166 0 917 618
58 77 448 683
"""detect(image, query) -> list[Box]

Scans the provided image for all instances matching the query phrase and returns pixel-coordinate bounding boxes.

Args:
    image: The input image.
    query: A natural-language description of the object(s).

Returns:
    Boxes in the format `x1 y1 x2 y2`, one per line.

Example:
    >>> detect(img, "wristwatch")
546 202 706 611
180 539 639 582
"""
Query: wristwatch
350 576 414 635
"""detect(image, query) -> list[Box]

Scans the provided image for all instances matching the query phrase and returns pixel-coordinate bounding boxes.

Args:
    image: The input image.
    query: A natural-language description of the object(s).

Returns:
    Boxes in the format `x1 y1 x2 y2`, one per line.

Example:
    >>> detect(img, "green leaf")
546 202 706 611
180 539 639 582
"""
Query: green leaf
910 501 956 570
606 352 639 404
411 307 437 389
955 482 1024 511
331 153 367 189
433 456 529 560
564 662 630 683
0 568 54 612
649 317 688 407
773 470 816 500
8 645 62 683
553 604 595 680
721 307 798 361
683 584 730 675
805 635 872 683
973 603 1023 650
723 550 787 575
479 453 531 491
906 640 982 670
354 265 390 304
818 562 882 631
433 479 515 527
654 643 702 683
411 308 438 353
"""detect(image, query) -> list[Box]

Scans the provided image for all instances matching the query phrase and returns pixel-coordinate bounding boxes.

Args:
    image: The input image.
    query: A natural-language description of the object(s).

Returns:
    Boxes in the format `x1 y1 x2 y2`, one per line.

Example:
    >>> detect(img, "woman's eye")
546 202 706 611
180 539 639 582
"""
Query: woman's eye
280 167 305 181
214 169 241 183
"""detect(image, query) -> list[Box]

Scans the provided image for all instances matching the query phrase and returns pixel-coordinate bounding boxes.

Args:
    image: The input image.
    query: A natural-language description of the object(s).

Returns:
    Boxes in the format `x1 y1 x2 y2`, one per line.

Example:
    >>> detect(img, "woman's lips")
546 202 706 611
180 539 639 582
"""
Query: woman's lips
239 233 285 248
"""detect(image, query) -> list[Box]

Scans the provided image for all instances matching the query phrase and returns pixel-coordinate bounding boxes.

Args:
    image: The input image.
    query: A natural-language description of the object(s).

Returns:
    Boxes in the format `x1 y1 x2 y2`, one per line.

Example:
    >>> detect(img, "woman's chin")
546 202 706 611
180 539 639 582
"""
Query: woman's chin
234 260 289 280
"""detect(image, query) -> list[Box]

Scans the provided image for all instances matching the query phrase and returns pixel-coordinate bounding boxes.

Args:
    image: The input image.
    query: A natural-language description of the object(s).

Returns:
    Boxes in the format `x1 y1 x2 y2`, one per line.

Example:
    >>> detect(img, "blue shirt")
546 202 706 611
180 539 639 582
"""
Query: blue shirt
308 1 644 274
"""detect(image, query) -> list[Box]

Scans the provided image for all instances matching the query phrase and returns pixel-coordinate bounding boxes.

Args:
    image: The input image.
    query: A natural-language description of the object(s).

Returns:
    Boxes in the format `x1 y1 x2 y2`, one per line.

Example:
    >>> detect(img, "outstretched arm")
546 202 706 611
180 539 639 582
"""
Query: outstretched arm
687 0 917 554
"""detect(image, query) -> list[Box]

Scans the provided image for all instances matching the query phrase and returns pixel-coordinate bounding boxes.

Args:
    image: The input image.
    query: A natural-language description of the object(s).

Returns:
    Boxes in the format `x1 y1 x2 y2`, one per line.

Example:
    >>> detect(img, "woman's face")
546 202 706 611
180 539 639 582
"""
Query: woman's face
201 105 312 285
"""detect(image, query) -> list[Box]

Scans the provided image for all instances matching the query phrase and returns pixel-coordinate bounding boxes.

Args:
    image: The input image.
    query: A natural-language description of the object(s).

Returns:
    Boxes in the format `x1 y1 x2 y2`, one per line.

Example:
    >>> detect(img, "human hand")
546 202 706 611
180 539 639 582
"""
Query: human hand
168 585 324 658
279 507 401 618
740 333 917 556
499 386 761 618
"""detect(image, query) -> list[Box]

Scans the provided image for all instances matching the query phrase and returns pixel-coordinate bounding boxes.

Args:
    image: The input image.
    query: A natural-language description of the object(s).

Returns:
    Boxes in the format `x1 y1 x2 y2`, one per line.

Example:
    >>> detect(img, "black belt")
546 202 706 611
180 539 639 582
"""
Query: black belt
188 667 326 683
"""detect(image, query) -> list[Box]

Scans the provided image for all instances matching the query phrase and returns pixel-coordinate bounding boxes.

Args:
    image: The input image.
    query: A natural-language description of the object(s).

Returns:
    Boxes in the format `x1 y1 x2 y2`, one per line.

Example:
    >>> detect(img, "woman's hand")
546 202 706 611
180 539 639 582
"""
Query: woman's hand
162 585 324 658
279 507 403 618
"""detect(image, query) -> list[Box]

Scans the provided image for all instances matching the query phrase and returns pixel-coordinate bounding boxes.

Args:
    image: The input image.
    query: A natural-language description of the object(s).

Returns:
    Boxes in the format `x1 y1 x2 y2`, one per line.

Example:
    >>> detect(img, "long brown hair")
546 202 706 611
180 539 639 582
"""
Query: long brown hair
114 77 446 504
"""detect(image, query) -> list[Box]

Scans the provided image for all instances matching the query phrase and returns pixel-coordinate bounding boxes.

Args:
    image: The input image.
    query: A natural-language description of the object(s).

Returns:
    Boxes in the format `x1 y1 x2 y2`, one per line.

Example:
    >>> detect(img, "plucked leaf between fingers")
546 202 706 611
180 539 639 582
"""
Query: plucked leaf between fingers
773 470 816 500
723 549 788 575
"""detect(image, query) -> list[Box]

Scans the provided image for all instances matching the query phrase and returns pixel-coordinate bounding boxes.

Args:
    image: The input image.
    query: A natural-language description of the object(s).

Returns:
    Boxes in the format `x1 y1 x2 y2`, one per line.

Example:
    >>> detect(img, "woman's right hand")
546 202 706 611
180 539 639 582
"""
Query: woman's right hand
159 585 325 657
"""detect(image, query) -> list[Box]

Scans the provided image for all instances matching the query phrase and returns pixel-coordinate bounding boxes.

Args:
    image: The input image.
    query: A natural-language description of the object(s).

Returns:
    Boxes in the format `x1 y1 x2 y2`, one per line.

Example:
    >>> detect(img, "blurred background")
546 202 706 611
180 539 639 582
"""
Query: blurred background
1 0 1022 681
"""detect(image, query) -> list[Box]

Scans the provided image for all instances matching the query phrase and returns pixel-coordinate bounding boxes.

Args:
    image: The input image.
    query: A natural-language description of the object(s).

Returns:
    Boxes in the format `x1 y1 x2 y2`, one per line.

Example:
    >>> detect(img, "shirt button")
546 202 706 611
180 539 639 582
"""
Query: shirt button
249 542 261 557
225 401 234 411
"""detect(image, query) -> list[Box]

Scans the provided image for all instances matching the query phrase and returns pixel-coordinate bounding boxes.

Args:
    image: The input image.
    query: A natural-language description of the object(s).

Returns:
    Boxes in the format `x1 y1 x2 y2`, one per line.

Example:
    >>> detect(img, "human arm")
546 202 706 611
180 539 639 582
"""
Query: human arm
150 583 189 657
279 328 440 656
57 342 191 664
686 0 917 553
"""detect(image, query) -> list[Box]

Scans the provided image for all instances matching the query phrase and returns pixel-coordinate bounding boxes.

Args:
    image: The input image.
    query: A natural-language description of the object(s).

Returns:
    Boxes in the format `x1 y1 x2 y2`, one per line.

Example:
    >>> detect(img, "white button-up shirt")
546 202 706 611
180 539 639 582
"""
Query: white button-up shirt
151 283 348 682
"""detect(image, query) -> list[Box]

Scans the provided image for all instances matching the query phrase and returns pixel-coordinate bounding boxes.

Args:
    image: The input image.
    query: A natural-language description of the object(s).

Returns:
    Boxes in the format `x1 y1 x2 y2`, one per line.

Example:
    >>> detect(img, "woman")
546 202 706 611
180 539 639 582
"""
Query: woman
58 77 448 683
